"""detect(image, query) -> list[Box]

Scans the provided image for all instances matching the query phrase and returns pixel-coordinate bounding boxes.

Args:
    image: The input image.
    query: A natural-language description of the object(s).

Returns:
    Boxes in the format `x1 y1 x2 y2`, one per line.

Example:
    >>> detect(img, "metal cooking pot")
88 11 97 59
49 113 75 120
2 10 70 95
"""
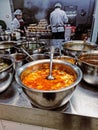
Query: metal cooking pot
0 56 14 93
15 59 82 109
26 53 49 62
77 52 98 86
0 41 18 54
21 41 46 54
54 55 76 64
63 40 97 57
10 53 27 71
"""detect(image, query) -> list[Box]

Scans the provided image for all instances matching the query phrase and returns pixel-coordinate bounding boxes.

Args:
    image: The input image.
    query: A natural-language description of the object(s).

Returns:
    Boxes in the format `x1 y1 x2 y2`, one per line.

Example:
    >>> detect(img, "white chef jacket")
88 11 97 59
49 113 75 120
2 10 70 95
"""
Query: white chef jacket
11 17 20 30
11 17 24 30
50 8 68 33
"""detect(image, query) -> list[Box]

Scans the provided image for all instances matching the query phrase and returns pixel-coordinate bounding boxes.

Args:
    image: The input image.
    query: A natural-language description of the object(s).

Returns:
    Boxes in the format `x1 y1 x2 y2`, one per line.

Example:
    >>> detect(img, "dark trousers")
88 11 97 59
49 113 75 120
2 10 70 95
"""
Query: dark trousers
52 32 64 39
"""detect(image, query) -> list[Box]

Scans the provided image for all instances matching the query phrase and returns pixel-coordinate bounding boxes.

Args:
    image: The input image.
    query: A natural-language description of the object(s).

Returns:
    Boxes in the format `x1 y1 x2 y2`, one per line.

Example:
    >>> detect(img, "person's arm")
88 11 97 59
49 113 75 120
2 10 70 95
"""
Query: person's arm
63 11 68 24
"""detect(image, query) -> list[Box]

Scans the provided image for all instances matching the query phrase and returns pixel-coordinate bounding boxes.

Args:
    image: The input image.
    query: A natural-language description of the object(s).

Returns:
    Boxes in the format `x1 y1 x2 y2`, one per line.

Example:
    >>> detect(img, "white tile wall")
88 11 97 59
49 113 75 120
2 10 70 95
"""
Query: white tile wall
1 120 59 130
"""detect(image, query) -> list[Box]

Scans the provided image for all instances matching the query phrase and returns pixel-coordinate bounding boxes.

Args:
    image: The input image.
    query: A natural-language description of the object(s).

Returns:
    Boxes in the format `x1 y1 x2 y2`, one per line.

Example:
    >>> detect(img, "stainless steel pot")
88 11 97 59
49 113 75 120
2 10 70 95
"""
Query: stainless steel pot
77 52 98 86
54 55 76 64
0 41 18 54
10 53 26 71
15 59 82 109
63 40 97 57
0 56 14 93
26 53 49 62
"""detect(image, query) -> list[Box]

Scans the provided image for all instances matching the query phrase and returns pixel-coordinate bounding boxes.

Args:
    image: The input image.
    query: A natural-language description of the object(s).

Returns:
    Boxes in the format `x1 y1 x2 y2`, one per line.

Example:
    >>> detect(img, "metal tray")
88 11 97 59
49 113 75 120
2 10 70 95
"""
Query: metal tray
0 78 98 118
0 78 98 130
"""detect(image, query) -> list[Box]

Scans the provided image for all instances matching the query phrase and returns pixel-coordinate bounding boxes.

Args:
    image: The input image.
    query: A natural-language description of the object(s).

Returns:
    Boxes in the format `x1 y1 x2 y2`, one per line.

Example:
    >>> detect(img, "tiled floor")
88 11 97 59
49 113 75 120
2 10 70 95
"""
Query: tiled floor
0 120 58 130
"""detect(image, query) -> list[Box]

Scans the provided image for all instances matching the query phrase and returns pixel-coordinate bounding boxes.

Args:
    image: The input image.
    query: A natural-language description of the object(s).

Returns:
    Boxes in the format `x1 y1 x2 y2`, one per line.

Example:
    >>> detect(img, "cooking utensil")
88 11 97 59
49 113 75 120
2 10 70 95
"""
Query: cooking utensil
15 59 82 109
26 53 49 62
47 46 54 80
63 40 97 57
54 55 76 64
20 47 34 61
0 56 14 93
10 53 26 71
77 51 98 86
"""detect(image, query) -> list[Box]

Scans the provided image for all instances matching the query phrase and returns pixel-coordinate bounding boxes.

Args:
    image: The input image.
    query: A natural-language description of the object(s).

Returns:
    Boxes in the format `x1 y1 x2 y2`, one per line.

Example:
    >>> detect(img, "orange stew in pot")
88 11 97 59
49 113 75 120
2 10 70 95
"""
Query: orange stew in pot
21 68 76 91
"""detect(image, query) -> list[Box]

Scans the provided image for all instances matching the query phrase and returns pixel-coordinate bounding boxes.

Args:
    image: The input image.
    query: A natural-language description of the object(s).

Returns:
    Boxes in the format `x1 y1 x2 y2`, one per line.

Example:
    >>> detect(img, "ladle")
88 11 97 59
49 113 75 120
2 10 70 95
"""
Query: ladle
47 46 54 80
14 46 34 61
20 47 34 61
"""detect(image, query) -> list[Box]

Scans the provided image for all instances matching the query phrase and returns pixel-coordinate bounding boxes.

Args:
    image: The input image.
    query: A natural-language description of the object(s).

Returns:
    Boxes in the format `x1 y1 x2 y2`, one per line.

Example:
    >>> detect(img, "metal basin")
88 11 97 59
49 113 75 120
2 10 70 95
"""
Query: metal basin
63 40 97 57
15 59 82 109
10 53 26 71
0 41 17 54
77 52 98 86
54 55 76 64
26 53 49 62
0 56 14 93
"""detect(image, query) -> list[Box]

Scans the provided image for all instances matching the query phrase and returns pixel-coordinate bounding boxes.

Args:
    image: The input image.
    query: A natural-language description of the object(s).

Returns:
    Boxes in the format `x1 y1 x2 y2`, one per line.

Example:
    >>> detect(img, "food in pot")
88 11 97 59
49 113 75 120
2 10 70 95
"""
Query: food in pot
79 55 98 66
55 56 76 64
21 66 76 91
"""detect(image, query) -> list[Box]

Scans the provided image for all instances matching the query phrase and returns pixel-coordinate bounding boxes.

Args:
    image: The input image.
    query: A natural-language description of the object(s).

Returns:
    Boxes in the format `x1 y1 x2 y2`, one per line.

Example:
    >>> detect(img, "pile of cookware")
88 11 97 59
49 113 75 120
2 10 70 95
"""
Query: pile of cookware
62 40 98 86
0 39 98 109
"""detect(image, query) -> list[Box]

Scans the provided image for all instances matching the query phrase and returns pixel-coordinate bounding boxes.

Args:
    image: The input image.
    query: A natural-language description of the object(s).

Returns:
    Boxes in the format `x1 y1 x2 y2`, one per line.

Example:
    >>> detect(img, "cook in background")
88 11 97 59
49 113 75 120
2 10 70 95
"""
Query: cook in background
11 9 26 37
50 3 68 39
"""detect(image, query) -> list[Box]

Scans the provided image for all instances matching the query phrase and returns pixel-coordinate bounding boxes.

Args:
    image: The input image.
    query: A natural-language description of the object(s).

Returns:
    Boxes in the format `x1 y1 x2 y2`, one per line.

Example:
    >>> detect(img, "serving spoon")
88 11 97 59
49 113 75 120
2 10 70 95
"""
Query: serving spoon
14 46 34 61
20 47 34 61
47 46 54 80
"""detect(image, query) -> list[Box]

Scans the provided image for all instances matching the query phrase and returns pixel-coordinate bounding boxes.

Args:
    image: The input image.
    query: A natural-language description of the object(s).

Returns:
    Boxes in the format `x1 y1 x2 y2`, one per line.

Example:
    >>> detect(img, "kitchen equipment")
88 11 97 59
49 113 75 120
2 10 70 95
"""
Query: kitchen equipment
47 46 54 80
10 53 27 71
20 47 34 61
15 59 82 109
54 55 76 64
26 53 49 62
62 40 97 57
0 56 14 93
77 52 98 86
0 41 18 54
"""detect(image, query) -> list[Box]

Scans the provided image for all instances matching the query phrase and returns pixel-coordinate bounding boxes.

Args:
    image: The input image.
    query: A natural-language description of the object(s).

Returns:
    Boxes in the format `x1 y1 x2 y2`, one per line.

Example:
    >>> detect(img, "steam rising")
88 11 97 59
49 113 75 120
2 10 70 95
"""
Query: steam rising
24 0 50 20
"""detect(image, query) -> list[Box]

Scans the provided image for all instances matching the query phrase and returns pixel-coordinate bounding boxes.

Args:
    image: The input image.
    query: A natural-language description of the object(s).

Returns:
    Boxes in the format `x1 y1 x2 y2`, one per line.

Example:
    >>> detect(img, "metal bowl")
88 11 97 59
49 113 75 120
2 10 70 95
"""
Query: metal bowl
15 59 82 109
0 41 17 54
63 40 97 57
77 52 98 86
26 53 49 62
54 55 76 64
0 56 14 93
10 53 26 71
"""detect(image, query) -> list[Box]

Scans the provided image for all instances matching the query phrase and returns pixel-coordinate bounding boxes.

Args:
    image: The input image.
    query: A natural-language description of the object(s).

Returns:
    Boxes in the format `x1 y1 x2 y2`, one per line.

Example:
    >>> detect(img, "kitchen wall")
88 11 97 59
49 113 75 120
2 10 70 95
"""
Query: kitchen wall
0 0 13 29
12 0 95 27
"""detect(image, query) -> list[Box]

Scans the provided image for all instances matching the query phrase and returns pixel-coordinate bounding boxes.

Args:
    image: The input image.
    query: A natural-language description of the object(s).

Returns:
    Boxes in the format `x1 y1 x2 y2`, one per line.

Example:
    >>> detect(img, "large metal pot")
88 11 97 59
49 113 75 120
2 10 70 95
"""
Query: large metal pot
54 55 76 64
0 56 14 93
77 52 98 86
15 59 82 109
26 53 49 62
0 41 18 54
63 40 97 57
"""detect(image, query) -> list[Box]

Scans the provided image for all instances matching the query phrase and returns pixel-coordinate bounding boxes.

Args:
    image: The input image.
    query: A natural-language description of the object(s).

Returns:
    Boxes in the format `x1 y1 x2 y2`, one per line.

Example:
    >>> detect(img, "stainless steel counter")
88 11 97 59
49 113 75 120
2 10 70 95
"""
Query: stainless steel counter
0 77 98 130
